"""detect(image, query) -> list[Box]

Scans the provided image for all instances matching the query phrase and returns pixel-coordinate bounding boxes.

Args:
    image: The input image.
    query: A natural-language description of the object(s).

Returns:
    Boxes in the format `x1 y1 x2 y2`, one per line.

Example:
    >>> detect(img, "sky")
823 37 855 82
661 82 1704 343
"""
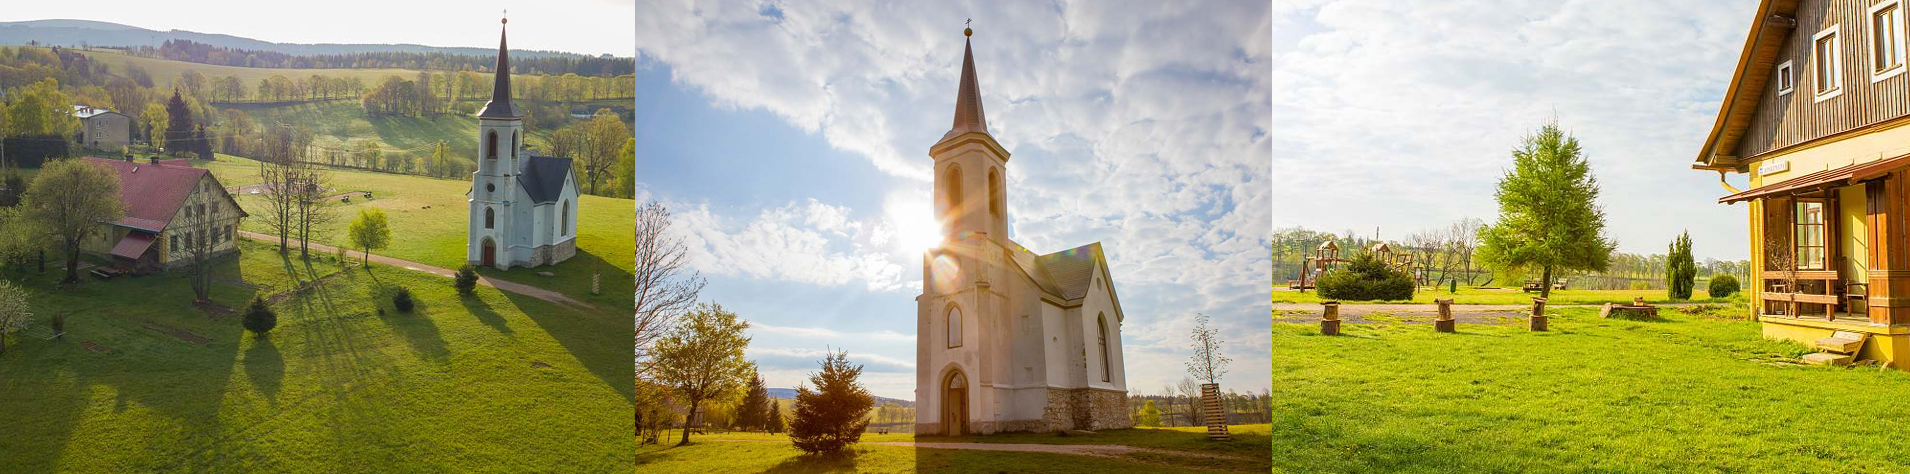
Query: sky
1272 0 1761 262
0 0 634 57
633 0 1273 400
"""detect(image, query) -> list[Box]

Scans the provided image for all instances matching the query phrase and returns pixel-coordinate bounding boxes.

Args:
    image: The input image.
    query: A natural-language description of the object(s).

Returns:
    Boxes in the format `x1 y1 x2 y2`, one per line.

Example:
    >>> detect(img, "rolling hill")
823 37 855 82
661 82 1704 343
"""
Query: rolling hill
0 19 603 58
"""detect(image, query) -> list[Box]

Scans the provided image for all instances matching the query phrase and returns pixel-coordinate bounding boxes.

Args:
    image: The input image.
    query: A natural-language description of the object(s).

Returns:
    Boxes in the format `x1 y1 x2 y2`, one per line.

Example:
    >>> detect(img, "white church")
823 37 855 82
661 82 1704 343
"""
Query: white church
467 17 580 270
915 27 1131 436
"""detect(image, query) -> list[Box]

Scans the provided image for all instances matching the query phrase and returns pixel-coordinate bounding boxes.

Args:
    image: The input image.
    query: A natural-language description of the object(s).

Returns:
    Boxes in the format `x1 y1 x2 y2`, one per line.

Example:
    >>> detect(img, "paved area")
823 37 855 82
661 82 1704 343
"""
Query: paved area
238 231 593 310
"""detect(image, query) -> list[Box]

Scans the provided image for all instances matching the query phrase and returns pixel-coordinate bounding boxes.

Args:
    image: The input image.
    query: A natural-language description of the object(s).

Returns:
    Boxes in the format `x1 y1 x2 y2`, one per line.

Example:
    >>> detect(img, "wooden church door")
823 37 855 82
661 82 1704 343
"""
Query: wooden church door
945 372 968 436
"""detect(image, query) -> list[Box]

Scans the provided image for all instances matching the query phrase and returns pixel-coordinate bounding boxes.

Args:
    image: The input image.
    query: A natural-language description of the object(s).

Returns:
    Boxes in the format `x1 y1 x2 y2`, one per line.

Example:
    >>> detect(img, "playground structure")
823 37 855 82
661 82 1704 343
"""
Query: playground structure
1290 241 1423 291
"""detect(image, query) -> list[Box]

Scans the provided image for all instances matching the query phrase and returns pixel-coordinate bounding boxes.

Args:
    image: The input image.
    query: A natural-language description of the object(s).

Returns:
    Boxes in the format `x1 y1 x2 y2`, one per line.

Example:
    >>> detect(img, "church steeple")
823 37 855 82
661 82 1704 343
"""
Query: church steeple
477 16 519 120
940 26 988 144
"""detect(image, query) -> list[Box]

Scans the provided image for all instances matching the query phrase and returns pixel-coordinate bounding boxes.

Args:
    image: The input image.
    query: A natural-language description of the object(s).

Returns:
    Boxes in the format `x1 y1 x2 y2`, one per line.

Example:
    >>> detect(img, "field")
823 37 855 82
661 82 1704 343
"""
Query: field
83 49 427 88
1270 304 1910 473
1274 287 1745 305
227 101 500 168
200 155 632 309
636 425 1272 473
0 240 633 473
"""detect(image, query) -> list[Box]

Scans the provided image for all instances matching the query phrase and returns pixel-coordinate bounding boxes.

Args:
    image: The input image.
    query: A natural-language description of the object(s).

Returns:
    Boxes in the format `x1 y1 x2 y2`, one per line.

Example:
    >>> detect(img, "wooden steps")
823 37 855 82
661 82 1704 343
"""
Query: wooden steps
1803 331 1867 366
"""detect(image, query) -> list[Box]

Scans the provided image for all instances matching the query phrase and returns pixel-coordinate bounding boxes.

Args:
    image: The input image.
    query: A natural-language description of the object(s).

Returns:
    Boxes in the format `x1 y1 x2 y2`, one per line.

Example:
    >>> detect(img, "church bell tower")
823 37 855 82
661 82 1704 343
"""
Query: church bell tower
469 16 523 269
930 26 1011 243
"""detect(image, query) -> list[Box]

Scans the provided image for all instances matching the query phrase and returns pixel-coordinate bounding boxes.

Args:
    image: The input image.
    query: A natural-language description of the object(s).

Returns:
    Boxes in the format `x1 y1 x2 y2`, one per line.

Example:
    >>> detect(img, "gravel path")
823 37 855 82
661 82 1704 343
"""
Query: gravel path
238 231 593 310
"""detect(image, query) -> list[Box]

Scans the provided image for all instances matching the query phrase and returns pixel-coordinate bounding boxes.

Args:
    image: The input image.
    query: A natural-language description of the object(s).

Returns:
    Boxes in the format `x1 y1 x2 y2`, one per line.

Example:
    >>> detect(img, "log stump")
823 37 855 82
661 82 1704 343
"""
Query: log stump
1434 298 1455 333
1321 301 1341 335
1529 297 1548 331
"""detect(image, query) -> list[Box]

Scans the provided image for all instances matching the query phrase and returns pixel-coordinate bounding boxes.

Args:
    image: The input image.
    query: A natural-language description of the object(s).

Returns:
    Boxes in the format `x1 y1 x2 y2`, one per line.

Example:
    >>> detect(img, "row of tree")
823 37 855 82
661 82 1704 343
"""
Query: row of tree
131 39 636 77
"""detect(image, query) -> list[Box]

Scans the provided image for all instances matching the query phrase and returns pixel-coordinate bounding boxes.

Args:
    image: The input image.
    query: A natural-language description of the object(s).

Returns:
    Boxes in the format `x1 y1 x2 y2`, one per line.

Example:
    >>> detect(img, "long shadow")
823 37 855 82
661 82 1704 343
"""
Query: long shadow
766 450 866 473
496 282 634 402
458 292 514 335
243 336 285 404
378 285 450 360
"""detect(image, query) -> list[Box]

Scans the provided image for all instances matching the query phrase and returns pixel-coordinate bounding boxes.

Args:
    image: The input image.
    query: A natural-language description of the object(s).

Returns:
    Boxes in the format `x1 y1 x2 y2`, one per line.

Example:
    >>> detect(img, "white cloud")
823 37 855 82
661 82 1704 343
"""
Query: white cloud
637 0 1273 394
753 323 916 343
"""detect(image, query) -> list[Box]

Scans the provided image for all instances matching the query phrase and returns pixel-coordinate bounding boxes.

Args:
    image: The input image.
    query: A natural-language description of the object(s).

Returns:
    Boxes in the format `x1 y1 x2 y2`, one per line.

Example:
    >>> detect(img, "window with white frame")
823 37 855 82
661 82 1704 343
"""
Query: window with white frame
1777 60 1795 95
1815 25 1844 101
1874 0 1906 81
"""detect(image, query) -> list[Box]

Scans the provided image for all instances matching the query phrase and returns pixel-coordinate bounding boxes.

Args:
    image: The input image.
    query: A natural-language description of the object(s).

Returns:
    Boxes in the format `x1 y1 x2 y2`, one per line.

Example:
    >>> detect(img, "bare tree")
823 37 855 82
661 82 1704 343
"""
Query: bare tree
1177 377 1202 427
257 156 297 253
177 177 233 303
1186 313 1230 384
636 201 705 372
291 160 337 260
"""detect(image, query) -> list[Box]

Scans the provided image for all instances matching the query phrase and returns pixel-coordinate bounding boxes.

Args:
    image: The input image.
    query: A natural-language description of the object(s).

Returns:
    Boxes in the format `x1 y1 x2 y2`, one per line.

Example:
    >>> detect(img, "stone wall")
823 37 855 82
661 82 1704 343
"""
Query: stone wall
527 238 578 267
1032 387 1130 432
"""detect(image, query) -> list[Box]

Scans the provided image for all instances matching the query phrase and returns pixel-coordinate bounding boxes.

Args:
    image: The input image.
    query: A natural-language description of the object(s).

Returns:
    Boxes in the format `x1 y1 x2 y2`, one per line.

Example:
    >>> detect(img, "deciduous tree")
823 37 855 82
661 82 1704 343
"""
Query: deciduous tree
20 158 123 284
651 302 752 446
0 280 31 354
348 208 390 265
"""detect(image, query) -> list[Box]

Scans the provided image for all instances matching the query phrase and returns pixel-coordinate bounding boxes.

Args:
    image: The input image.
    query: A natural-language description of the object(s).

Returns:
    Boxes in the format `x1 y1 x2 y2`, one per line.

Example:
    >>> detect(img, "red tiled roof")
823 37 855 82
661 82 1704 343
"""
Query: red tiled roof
85 157 207 232
110 231 156 259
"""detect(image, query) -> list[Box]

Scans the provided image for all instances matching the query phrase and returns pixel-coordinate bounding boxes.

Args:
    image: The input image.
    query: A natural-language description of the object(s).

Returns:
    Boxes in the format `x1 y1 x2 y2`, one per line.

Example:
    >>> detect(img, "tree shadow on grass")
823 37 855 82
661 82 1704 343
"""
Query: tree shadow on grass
242 335 284 405
458 292 513 335
497 286 633 402
765 449 868 474
376 284 449 361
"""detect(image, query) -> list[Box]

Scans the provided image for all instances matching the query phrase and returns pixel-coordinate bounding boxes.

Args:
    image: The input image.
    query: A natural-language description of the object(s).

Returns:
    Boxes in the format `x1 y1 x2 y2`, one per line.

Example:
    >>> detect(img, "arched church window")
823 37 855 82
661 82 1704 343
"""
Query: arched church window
988 168 1002 217
943 166 963 212
561 201 570 236
485 207 495 229
487 131 498 160
1098 313 1111 383
947 305 963 348
512 131 519 158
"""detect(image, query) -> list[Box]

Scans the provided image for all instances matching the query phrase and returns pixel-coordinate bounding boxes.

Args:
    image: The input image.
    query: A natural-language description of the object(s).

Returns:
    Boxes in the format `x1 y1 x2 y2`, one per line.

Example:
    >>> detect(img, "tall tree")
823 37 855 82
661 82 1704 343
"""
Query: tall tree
1667 231 1697 300
635 202 705 372
651 302 753 446
1476 120 1616 299
737 371 770 432
766 399 786 434
292 160 336 259
141 103 168 146
789 349 875 455
578 110 629 196
21 159 124 284
178 177 229 303
164 89 196 156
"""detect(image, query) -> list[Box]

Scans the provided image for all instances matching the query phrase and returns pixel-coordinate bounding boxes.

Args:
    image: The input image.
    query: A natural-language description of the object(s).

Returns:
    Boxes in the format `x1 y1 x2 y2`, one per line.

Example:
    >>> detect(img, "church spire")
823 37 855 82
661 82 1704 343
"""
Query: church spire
940 25 988 143
477 16 520 119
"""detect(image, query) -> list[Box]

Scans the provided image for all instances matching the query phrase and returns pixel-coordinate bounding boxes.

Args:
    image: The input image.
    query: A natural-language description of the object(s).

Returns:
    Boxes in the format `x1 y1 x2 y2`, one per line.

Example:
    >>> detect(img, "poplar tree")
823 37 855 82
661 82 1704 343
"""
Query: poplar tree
1477 120 1616 299
1667 231 1697 300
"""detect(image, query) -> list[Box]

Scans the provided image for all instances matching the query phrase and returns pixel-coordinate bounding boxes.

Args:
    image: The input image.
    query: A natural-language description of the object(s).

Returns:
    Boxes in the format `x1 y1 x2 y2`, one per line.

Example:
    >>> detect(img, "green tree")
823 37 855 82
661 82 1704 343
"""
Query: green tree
1667 231 1697 300
347 208 391 264
141 103 168 146
766 399 786 434
21 159 124 284
1139 400 1163 427
6 78 77 137
0 280 31 354
737 370 770 432
242 297 276 336
789 349 875 455
652 302 754 446
164 89 197 156
612 137 636 198
1476 120 1616 299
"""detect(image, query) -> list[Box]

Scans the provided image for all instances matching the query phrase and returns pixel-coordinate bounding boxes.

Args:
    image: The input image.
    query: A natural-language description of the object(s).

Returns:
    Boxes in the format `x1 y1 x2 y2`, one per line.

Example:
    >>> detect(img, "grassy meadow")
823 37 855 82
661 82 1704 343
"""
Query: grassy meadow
83 49 427 88
636 425 1272 473
201 155 632 309
1274 286 1746 305
0 240 633 473
1270 304 1910 473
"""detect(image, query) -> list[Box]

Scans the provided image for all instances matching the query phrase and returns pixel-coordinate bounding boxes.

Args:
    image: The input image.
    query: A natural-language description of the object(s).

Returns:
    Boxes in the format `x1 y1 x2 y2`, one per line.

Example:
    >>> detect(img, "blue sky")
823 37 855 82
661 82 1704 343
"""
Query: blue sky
634 0 1272 400
1273 0 1760 262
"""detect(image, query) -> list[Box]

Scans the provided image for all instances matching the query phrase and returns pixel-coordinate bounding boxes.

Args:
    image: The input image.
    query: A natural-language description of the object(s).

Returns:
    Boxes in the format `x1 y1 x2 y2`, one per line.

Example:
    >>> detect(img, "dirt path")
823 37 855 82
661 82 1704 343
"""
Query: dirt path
238 231 593 310
709 438 1241 461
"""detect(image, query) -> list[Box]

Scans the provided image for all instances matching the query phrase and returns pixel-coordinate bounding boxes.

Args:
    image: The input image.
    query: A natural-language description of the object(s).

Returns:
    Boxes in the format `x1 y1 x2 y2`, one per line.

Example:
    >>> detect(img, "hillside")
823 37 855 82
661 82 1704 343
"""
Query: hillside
767 388 912 407
84 48 426 86
0 19 599 58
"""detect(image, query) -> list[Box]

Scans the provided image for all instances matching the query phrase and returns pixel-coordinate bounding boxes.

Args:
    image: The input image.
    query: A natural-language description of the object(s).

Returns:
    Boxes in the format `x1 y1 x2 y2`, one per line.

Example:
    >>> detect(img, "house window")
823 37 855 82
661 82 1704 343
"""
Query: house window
1874 0 1906 82
485 207 495 229
1795 201 1827 270
947 305 963 348
1815 25 1844 101
1097 314 1111 383
1777 60 1795 95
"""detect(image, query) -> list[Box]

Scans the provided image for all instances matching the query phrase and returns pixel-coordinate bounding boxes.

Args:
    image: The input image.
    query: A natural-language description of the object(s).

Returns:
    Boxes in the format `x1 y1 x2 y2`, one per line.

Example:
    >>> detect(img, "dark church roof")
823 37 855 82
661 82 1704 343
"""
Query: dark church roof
1034 242 1101 300
477 19 520 120
516 154 573 204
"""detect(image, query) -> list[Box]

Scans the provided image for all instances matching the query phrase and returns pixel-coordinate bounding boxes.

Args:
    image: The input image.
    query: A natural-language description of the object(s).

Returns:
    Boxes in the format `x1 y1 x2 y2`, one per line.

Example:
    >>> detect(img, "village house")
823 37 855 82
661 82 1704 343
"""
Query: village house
80 156 245 273
1698 0 1910 367
915 27 1131 436
73 105 131 151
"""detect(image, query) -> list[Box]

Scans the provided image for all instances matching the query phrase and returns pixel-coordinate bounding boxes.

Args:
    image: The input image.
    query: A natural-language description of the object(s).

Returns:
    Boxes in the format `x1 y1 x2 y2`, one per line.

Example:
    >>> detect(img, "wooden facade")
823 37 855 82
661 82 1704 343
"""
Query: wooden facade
1737 0 1910 159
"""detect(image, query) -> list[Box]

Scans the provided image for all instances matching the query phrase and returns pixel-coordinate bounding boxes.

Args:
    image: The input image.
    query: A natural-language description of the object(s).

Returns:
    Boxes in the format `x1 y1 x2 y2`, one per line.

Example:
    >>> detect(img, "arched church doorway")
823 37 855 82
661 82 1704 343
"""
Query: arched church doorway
481 238 496 268
944 371 969 436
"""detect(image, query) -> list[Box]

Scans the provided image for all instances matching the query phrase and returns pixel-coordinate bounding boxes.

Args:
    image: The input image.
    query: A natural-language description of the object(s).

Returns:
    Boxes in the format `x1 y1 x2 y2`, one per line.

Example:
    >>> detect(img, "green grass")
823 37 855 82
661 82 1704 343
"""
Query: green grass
1270 304 1910 473
1274 287 1746 305
201 155 632 309
636 425 1272 473
83 49 429 89
0 240 633 472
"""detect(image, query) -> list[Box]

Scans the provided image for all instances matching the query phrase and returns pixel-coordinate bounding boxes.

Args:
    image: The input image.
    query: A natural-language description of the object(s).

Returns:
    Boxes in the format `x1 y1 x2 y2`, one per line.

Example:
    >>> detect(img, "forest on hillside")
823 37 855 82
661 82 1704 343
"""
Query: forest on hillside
131 39 633 76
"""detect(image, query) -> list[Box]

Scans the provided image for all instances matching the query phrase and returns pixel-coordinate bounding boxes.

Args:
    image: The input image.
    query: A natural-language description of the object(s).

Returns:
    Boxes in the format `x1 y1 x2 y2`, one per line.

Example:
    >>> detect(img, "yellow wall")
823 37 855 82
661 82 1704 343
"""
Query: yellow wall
1840 184 1868 281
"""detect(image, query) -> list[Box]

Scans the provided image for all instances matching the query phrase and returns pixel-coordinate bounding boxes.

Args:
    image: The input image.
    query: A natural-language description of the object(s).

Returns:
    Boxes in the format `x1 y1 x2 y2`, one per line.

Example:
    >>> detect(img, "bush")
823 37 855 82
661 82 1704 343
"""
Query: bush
454 265 480 296
1316 252 1415 301
1709 275 1740 298
392 288 415 312
242 298 277 336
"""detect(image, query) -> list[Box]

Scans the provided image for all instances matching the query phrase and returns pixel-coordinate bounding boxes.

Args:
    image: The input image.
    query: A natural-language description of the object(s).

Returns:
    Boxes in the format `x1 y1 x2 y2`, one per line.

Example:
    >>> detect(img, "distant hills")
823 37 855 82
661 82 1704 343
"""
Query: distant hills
0 19 614 59
767 388 912 407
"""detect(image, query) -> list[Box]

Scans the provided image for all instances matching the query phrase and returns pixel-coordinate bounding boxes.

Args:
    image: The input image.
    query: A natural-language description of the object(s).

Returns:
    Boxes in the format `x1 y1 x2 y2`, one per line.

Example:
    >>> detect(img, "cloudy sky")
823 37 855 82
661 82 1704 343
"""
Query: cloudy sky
0 0 633 57
633 0 1272 400
1274 0 1760 261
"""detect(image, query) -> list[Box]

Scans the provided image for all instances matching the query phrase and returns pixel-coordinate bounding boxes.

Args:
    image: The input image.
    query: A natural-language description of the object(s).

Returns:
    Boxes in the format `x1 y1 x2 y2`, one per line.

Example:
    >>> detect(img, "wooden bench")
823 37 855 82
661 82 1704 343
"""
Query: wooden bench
1762 270 1844 319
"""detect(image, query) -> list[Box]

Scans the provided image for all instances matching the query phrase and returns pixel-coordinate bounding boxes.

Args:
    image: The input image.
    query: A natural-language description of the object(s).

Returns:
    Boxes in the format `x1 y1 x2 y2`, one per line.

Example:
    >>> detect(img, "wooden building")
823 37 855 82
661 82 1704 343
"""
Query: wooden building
1698 0 1910 367
79 157 246 273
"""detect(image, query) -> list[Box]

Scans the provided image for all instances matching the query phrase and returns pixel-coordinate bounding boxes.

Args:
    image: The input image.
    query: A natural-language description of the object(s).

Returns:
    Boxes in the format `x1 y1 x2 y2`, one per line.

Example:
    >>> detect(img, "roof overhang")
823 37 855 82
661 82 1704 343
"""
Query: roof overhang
1696 0 1797 170
109 231 157 260
930 131 1010 162
1718 151 1910 203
